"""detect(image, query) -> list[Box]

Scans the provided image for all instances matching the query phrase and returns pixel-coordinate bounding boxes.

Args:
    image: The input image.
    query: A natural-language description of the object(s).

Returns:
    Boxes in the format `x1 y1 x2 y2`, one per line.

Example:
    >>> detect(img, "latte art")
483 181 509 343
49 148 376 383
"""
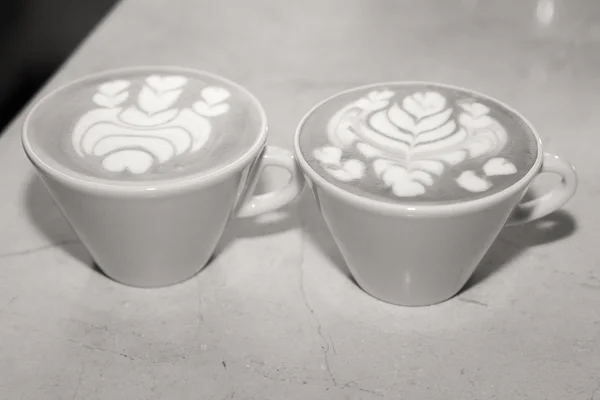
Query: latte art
314 90 518 197
299 82 538 204
72 75 230 175
24 67 264 184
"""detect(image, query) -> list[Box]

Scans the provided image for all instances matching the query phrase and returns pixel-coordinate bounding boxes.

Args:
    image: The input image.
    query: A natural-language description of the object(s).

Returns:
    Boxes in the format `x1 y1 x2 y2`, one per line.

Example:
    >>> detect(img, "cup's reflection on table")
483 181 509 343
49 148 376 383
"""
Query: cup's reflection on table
294 81 578 306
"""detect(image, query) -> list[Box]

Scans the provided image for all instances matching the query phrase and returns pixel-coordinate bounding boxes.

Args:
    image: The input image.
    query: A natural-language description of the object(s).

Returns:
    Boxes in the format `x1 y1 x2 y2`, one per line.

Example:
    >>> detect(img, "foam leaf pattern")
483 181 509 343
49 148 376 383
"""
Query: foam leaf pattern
313 89 514 197
326 90 392 148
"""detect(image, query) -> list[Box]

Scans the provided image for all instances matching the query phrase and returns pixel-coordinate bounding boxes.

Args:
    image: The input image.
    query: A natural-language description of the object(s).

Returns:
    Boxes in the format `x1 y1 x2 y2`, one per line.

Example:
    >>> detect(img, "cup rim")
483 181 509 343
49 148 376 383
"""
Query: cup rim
294 80 544 216
22 65 268 195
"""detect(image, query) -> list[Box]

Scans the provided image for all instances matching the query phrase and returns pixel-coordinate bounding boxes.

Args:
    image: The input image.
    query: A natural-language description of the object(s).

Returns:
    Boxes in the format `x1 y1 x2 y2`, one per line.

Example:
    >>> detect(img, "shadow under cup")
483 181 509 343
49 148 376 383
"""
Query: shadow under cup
294 82 578 307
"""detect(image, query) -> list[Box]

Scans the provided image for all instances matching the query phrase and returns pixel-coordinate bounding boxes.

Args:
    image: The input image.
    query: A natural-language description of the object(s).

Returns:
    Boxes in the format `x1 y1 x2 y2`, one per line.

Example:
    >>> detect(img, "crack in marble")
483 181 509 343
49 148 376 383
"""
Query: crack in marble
356 387 384 397
71 365 84 400
297 228 337 385
590 380 600 400
223 391 236 400
296 212 385 397
296 209 340 387
580 283 600 291
457 297 489 307
0 239 81 259
329 334 337 355
184 295 205 360
64 337 138 362
342 381 384 397
0 296 19 316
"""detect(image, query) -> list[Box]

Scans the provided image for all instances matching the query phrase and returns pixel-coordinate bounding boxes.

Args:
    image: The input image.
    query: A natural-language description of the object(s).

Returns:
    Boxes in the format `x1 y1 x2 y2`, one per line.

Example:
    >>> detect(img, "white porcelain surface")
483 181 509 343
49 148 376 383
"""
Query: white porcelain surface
1 0 598 398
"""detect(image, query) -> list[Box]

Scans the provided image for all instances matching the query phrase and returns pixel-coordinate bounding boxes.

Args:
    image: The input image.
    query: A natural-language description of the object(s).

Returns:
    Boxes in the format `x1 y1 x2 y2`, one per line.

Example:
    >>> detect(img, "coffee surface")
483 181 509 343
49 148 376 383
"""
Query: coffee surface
26 68 264 183
298 83 538 204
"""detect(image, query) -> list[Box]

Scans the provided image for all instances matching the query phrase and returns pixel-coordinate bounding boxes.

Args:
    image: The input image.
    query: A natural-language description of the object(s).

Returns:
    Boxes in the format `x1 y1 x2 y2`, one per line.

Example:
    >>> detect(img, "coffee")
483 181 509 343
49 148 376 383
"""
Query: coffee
25 67 265 184
298 82 538 204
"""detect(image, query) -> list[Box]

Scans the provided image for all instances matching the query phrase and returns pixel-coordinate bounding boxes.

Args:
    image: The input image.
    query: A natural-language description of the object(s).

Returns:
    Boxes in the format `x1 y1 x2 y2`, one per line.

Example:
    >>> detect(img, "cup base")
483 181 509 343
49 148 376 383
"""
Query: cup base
353 277 463 307
96 255 215 289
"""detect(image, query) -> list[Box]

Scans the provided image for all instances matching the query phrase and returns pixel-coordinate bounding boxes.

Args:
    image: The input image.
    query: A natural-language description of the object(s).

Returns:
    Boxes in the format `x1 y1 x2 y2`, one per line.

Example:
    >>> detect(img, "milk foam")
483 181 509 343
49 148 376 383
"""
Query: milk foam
311 89 522 198
71 75 231 175
25 68 265 185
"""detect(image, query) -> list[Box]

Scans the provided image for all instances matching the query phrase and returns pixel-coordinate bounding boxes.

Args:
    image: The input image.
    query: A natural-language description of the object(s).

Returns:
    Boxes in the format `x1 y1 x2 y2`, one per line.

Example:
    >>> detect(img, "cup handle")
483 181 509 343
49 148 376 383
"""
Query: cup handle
506 152 577 226
236 146 305 218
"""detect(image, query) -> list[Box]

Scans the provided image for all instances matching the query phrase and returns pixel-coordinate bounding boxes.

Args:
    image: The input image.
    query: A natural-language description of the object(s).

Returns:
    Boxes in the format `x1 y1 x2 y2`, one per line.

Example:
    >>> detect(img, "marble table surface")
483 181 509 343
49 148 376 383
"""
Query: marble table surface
1 0 599 399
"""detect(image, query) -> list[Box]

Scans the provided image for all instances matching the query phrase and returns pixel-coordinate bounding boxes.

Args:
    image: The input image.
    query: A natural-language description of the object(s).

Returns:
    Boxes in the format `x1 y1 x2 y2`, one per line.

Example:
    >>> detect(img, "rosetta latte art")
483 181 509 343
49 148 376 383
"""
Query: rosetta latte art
312 90 518 197
71 75 231 174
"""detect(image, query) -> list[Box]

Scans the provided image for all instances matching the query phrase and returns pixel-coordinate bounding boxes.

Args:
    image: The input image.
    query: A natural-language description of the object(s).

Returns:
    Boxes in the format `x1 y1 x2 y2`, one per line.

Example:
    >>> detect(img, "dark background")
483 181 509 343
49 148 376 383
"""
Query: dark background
0 0 119 132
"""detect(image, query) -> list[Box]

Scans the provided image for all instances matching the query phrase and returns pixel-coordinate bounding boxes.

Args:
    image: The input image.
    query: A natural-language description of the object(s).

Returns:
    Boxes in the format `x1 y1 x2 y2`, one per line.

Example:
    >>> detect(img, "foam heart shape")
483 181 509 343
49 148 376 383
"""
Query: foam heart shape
373 159 392 177
120 106 178 126
342 159 365 178
392 179 426 197
192 101 230 117
410 170 433 186
483 157 517 176
367 90 394 102
404 91 446 118
456 170 491 193
201 87 231 105
412 92 429 108
93 92 128 108
377 163 427 196
325 159 365 182
101 150 154 174
313 146 342 166
380 164 408 186
462 102 489 119
146 75 188 92
99 80 130 96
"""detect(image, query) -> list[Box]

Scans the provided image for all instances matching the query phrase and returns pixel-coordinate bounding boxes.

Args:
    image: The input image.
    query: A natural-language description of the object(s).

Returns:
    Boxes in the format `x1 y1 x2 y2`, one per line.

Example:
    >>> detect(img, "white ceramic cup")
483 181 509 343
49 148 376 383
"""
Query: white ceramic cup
294 82 577 306
22 66 305 287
